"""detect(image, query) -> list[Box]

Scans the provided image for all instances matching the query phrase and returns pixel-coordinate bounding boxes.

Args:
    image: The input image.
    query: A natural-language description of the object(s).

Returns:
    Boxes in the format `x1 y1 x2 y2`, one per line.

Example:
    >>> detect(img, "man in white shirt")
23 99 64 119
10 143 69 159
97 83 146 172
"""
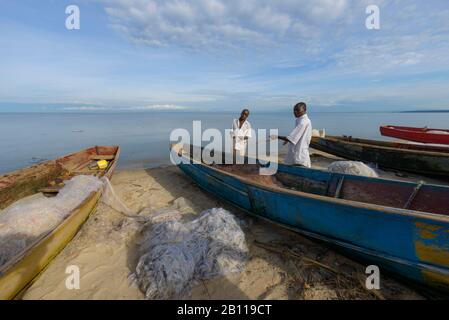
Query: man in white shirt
231 109 252 158
273 102 312 167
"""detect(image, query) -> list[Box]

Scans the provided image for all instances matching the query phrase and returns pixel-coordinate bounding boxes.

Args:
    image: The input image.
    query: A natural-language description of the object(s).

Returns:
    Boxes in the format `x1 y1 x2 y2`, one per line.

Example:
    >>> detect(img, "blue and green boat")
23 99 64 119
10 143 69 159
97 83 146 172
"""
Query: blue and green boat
172 144 449 294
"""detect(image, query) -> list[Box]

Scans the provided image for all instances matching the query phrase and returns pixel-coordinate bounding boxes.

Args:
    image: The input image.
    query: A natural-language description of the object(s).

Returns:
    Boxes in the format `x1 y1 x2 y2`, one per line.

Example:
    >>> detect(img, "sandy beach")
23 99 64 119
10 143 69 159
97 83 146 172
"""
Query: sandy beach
19 148 439 300
2 0 449 305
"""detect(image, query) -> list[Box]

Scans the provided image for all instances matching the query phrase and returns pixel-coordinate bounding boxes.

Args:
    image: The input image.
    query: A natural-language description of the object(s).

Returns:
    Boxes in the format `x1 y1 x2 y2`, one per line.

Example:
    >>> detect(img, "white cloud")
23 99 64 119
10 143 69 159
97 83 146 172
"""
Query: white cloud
102 0 353 50
63 105 107 111
131 104 189 110
333 32 449 74
62 104 189 111
100 0 449 76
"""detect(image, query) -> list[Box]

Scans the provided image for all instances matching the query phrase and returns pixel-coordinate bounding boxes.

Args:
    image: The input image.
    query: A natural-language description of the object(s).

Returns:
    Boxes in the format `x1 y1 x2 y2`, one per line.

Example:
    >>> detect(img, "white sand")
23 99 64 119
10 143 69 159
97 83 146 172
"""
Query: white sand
22 150 433 300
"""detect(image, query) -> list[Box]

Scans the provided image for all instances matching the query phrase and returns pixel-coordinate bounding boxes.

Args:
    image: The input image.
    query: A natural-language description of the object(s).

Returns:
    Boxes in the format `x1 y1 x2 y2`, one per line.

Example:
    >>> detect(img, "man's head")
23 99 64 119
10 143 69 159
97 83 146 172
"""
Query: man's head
240 108 250 121
293 102 307 118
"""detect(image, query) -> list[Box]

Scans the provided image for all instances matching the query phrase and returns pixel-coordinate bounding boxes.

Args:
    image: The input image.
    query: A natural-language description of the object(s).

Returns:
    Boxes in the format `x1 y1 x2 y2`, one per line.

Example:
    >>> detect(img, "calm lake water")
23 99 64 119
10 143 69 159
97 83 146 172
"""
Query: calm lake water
1 111 449 174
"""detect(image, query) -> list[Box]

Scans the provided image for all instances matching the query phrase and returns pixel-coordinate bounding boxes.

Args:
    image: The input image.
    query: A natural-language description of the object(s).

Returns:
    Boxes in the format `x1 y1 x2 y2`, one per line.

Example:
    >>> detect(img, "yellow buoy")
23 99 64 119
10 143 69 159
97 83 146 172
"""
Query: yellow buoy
97 160 108 169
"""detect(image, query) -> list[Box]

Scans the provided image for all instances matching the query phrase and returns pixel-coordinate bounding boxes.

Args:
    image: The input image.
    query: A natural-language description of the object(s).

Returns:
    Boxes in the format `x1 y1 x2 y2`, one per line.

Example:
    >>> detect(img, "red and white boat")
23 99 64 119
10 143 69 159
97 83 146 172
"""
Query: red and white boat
380 125 449 145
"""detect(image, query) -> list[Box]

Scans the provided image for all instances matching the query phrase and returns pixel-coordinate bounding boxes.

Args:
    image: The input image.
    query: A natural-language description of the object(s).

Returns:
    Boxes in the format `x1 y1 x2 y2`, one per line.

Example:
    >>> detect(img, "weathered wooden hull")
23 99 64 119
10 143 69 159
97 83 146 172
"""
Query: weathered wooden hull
0 146 120 300
381 125 449 145
175 149 449 293
310 136 449 177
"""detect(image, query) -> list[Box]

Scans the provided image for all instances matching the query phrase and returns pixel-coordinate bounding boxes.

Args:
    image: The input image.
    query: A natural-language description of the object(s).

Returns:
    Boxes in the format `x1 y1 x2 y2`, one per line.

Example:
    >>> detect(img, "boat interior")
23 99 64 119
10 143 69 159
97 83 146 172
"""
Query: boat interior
0 146 119 210
176 145 449 216
216 164 448 216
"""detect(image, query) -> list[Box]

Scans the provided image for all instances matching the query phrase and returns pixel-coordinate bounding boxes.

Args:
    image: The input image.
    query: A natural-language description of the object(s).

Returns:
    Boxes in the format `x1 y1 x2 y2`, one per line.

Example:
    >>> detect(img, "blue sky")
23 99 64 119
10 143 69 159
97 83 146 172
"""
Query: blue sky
1 0 449 112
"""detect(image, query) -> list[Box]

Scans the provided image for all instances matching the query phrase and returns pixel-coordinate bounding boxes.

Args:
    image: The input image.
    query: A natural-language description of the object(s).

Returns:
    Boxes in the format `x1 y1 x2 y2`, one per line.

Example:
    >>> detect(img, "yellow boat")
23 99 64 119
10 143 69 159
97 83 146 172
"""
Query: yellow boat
0 145 120 299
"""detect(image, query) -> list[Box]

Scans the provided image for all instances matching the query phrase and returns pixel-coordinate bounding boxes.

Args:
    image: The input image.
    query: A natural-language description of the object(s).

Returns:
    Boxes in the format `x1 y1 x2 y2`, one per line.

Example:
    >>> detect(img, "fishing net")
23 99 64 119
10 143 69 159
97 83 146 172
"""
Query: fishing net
132 207 249 300
100 177 138 218
328 161 378 178
0 175 103 268
312 128 326 138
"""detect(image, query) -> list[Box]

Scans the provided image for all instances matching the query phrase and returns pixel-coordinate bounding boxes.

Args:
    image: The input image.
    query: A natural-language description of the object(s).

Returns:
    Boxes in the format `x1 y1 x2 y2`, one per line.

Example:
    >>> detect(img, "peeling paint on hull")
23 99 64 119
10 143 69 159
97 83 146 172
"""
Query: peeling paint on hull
176 151 449 293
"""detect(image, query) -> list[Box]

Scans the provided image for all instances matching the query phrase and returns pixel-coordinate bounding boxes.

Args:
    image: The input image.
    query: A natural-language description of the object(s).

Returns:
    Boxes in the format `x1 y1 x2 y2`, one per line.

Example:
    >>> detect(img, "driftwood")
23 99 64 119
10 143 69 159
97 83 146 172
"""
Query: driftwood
253 240 339 274
253 240 387 300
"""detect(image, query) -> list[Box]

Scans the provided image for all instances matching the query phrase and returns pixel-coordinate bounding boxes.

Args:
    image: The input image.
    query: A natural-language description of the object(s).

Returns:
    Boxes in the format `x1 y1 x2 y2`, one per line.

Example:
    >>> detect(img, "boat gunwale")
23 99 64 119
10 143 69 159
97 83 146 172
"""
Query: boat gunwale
175 146 449 223
382 125 449 135
318 135 449 157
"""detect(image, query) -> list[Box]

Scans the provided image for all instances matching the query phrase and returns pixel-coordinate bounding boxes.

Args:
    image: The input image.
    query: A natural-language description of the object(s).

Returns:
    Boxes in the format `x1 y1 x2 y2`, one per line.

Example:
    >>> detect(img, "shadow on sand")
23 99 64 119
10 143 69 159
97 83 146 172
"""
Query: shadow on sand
134 165 427 300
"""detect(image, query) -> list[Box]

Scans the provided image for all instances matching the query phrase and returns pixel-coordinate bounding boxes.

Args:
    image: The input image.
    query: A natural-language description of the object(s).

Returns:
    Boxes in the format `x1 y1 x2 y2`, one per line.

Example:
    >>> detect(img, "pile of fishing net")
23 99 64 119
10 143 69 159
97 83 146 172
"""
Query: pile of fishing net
312 128 326 138
132 207 249 299
328 161 378 178
0 175 103 268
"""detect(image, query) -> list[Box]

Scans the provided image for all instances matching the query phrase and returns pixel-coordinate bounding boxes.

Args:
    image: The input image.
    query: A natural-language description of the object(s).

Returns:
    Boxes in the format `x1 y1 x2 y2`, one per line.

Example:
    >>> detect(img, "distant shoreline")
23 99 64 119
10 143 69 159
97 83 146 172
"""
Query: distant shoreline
399 110 449 113
2 110 449 114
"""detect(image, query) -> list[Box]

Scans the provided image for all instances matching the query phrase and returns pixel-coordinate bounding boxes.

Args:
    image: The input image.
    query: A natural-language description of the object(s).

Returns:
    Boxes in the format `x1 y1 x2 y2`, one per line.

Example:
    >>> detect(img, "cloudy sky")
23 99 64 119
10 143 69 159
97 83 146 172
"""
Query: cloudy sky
1 0 448 112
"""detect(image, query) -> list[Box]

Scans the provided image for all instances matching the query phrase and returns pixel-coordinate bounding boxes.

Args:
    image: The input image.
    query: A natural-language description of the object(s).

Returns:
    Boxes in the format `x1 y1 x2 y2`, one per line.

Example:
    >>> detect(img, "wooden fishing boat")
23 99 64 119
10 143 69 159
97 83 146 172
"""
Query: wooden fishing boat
381 125 449 145
310 135 449 177
0 145 120 299
172 144 449 294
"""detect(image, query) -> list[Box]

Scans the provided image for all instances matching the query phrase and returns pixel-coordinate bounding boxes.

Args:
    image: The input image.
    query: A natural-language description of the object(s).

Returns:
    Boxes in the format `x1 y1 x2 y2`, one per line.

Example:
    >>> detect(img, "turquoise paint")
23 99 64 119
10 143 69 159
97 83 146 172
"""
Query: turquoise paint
177 156 449 292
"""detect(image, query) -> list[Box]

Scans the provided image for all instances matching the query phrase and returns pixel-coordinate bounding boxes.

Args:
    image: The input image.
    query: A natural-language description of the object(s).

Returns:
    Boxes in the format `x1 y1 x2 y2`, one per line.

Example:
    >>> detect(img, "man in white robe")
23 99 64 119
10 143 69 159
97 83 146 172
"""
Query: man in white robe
231 109 252 158
272 102 312 167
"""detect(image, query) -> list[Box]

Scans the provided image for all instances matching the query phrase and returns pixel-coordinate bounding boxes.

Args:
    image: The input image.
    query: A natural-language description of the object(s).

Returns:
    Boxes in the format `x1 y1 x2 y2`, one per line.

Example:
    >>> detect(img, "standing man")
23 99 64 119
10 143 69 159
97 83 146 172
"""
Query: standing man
272 102 312 167
231 108 252 159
